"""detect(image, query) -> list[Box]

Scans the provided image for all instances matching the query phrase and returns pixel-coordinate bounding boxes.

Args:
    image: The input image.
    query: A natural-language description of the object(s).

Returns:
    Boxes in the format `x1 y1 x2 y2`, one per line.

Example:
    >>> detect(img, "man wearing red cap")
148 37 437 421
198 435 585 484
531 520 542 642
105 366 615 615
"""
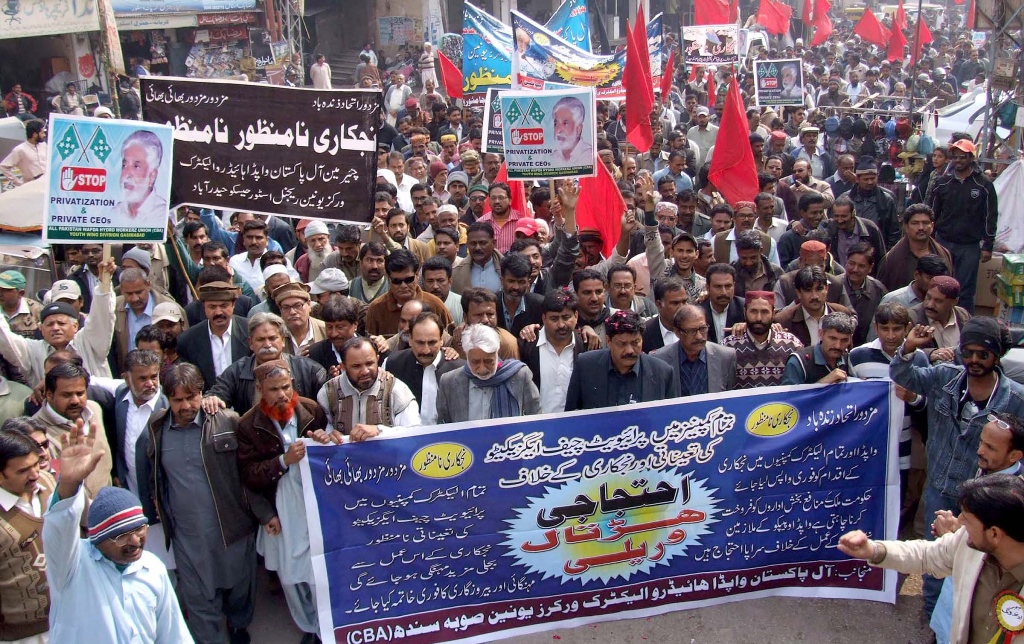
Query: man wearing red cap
928 138 999 313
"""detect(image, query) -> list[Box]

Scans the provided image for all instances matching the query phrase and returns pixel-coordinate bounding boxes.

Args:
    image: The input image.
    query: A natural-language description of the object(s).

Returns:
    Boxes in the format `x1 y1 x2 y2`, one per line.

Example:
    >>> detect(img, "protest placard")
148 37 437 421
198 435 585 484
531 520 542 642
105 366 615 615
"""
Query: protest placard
682 25 739 65
141 77 379 223
302 381 900 644
499 87 597 179
44 114 174 243
482 88 507 154
754 59 805 107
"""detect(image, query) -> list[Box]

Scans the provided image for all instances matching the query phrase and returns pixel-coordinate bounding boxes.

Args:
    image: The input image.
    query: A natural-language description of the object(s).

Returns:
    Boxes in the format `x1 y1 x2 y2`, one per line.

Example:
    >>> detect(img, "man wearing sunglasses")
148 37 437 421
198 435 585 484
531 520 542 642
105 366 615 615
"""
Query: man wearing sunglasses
363 249 452 338
891 316 1024 619
927 139 999 313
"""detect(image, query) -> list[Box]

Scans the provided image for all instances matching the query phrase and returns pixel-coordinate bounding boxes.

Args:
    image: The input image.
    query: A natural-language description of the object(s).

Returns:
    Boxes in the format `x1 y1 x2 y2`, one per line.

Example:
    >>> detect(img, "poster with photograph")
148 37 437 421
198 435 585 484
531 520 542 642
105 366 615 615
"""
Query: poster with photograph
682 25 739 64
754 59 805 106
45 114 174 242
499 86 596 179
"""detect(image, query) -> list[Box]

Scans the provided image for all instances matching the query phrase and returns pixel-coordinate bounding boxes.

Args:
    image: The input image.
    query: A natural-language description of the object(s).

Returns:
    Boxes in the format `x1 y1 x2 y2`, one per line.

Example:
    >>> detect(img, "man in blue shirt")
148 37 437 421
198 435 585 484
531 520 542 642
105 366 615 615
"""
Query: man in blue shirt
652 152 693 195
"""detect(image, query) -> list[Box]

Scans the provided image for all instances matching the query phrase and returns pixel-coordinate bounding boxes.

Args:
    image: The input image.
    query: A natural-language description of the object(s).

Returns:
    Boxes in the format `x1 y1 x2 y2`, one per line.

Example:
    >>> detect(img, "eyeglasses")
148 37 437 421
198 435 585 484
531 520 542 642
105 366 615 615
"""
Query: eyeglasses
677 325 709 337
988 413 1011 431
111 524 148 546
35 439 49 452
962 348 992 360
82 248 103 256
279 301 309 313
390 275 417 285
469 196 487 202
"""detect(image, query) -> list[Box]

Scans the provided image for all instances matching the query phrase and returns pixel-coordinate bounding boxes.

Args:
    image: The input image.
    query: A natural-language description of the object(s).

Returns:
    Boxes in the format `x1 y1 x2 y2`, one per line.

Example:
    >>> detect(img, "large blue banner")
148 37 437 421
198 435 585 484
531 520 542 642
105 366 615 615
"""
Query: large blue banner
510 11 664 101
462 0 591 97
301 382 899 644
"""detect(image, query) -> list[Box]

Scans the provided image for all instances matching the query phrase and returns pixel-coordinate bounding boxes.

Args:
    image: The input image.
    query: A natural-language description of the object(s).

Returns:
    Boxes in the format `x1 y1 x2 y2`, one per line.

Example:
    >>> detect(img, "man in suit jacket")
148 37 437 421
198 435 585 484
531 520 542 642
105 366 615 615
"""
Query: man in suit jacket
385 312 464 425
642 277 689 353
436 324 540 423
496 253 544 337
565 310 679 411
518 289 587 413
205 311 327 415
112 267 189 374
451 226 502 294
702 264 745 344
113 349 166 493
652 304 736 395
176 282 252 390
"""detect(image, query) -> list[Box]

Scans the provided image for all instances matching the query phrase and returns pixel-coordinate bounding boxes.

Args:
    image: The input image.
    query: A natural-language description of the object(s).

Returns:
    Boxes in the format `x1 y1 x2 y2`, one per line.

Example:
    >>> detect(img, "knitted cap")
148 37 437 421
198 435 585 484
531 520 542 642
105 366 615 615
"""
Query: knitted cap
122 247 152 273
960 317 1010 357
87 486 147 544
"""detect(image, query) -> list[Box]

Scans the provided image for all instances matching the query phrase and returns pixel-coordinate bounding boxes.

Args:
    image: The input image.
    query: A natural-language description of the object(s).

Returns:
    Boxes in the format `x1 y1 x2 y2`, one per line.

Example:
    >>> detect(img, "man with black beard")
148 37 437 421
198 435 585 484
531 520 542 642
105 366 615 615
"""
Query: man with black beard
237 359 334 644
176 281 251 391
891 317 1024 618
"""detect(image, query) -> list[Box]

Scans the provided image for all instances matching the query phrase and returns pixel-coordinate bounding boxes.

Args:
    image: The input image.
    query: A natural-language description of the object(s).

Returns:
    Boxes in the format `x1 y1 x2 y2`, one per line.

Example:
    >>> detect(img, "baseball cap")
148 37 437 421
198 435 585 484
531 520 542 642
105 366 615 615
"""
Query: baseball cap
515 219 540 237
40 301 77 322
950 139 977 156
696 106 710 116
0 270 25 290
49 280 82 302
153 302 183 325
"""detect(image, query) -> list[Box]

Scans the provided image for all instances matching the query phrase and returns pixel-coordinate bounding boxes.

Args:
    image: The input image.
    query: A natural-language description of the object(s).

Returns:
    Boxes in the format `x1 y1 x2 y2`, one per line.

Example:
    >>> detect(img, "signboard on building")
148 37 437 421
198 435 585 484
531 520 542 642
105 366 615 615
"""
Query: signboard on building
110 0 255 15
0 0 100 39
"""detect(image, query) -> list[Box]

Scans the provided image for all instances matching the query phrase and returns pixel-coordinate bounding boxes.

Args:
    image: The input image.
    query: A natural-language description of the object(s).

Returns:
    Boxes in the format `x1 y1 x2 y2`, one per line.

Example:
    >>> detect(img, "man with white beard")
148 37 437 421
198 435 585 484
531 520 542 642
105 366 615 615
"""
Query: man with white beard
551 96 594 166
294 220 333 283
108 130 168 230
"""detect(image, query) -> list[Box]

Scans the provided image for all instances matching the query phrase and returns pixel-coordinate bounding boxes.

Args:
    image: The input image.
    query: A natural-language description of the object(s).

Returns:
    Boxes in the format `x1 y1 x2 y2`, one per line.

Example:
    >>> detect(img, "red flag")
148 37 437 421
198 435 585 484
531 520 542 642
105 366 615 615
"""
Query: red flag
801 0 814 27
757 0 793 35
660 49 676 99
809 0 833 46
576 162 627 259
695 0 732 24
886 24 907 61
853 8 890 47
967 0 976 28
893 0 908 31
729 0 740 22
624 16 654 153
911 17 933 65
483 163 528 218
635 5 654 104
708 77 759 205
437 51 463 99
706 70 716 108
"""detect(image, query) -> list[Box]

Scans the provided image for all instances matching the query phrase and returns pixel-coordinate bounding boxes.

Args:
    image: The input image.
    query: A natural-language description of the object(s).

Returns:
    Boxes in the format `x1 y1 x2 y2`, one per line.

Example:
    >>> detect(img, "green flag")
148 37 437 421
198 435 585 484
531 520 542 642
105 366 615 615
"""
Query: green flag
55 126 81 161
89 127 112 163
527 99 545 125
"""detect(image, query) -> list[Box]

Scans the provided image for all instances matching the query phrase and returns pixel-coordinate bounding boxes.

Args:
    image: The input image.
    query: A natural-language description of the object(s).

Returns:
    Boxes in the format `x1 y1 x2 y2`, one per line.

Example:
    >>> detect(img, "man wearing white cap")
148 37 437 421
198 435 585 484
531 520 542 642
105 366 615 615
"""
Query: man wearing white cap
153 302 185 339
686 107 718 168
247 265 292 319
308 268 350 306
293 220 333 284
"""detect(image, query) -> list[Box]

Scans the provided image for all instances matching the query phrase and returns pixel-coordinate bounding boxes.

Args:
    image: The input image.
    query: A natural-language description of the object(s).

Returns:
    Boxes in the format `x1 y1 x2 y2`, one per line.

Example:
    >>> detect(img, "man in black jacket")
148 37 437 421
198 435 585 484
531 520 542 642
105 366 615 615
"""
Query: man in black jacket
175 281 251 391
928 139 999 313
564 311 679 411
837 157 898 250
201 312 326 415
702 264 745 344
385 312 464 426
820 195 887 270
496 253 544 337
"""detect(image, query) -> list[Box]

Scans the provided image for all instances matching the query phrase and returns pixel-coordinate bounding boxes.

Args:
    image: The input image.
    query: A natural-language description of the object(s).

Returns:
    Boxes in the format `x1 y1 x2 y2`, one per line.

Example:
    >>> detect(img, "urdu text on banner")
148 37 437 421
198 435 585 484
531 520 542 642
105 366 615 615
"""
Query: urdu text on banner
300 381 900 644
140 77 379 223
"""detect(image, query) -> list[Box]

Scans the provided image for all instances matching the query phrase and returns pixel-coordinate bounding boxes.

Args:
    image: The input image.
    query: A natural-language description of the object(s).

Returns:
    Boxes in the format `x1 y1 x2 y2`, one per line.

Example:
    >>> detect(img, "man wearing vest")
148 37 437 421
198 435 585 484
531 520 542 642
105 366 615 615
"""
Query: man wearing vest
315 336 421 439
0 427 55 642
781 311 857 385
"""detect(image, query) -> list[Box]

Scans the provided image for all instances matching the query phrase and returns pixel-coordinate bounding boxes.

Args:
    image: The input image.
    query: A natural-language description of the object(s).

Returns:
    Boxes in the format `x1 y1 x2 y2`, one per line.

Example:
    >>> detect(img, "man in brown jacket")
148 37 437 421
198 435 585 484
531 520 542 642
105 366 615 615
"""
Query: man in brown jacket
364 249 452 337
236 359 336 644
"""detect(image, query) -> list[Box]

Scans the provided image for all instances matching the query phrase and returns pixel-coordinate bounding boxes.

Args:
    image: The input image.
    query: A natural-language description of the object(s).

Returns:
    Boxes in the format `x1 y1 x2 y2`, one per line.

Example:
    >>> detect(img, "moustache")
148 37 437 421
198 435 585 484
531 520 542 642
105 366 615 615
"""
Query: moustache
257 347 278 355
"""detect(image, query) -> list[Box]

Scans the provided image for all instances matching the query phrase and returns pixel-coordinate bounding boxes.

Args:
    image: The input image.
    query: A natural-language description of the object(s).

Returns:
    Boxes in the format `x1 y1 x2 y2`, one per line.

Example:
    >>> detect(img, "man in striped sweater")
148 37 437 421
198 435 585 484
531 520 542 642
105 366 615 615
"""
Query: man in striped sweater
721 291 803 388
849 302 927 501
